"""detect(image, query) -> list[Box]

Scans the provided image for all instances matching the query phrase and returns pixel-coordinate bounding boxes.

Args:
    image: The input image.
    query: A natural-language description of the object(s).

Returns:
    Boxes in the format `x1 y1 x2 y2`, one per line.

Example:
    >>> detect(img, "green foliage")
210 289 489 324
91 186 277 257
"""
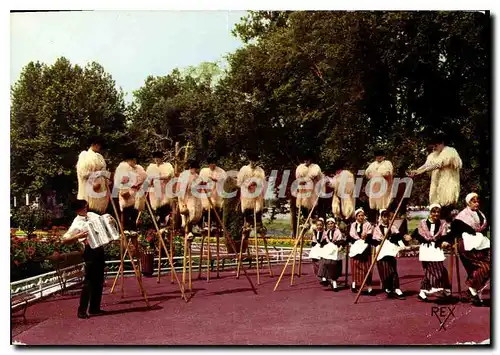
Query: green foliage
12 205 54 237
10 57 127 201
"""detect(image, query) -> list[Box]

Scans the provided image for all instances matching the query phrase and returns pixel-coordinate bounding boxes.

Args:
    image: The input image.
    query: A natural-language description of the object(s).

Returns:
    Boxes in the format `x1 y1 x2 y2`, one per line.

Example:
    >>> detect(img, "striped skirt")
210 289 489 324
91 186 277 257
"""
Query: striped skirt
318 259 343 281
421 261 451 291
376 256 400 290
458 239 491 290
351 247 373 286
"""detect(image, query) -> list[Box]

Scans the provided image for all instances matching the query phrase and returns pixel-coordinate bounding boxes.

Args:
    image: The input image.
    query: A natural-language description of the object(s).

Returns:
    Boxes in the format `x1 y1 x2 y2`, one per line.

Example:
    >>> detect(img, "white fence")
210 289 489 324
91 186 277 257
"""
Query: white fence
10 245 308 305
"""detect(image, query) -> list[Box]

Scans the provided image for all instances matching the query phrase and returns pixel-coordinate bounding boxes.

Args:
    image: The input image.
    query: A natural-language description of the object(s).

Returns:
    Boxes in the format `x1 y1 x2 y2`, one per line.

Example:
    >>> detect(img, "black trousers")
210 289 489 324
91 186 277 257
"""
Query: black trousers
78 245 105 314
156 204 172 227
243 209 262 226
122 206 139 231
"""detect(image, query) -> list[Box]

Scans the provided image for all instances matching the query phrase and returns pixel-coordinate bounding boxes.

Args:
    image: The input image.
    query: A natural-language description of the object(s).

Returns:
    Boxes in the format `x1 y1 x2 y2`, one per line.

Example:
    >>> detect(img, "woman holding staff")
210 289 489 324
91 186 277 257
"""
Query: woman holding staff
450 193 490 307
371 209 409 300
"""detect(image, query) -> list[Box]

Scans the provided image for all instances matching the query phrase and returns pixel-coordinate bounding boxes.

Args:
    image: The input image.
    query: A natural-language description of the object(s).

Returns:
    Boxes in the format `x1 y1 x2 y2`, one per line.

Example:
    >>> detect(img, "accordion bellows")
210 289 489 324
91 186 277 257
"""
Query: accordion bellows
87 214 121 249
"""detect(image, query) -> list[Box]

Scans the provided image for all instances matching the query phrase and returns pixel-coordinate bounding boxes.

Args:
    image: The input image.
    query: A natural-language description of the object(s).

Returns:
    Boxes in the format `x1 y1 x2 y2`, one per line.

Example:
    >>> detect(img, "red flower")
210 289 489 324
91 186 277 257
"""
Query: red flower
146 236 153 243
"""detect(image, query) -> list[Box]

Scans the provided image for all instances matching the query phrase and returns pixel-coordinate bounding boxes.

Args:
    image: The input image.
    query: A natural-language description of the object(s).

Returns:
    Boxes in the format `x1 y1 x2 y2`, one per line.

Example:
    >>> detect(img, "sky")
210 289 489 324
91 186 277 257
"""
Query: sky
10 10 247 102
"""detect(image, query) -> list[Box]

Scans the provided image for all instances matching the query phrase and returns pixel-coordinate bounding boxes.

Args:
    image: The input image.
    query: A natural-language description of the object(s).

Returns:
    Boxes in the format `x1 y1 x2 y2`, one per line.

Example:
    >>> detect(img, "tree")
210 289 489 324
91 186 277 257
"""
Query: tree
11 57 127 204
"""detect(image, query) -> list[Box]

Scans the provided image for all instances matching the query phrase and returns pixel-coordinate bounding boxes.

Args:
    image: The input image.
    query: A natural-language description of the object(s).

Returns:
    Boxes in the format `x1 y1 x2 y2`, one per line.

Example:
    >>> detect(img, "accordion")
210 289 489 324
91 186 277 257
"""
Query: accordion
87 214 121 249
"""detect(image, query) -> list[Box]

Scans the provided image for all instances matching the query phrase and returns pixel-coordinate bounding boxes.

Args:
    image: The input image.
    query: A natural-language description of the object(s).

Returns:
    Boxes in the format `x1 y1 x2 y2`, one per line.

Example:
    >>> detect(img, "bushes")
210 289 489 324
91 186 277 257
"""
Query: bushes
11 205 54 237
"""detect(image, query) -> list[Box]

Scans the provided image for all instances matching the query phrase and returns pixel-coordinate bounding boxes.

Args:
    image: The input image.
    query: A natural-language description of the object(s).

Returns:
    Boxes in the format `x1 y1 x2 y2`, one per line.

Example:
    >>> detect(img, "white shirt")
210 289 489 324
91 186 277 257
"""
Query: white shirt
63 212 101 243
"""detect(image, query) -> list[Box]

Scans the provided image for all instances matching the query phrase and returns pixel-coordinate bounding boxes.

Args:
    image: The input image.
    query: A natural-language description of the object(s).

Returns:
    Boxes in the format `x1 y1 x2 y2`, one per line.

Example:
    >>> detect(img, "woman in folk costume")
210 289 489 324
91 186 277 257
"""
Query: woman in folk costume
236 151 267 234
308 218 328 284
450 193 490 307
371 209 409 300
365 150 394 224
329 159 356 225
113 151 147 234
295 153 322 228
408 133 462 222
348 209 375 295
199 155 227 230
145 151 174 228
178 160 203 239
410 204 452 302
76 136 109 214
318 218 347 291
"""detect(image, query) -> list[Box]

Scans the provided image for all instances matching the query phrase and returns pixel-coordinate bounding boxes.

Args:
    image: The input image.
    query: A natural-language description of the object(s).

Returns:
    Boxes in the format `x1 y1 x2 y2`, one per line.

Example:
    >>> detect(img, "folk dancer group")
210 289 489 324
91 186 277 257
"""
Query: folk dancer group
304 133 489 306
62 132 490 319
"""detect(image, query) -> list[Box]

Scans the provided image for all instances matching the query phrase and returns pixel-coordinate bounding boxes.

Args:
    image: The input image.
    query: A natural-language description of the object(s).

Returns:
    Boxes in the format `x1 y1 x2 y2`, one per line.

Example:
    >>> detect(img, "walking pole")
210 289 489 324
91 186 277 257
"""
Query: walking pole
254 208 260 285
353 196 405 304
216 211 221 278
145 198 187 301
206 196 257 294
274 196 319 291
290 201 302 284
454 241 462 297
207 208 211 281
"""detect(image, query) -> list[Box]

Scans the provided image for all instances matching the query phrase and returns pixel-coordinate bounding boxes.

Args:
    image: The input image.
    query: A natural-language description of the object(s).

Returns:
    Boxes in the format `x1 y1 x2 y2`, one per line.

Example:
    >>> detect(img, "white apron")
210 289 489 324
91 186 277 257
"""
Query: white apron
349 239 369 258
308 244 323 260
462 232 490 251
419 242 445 262
376 240 404 261
321 243 346 261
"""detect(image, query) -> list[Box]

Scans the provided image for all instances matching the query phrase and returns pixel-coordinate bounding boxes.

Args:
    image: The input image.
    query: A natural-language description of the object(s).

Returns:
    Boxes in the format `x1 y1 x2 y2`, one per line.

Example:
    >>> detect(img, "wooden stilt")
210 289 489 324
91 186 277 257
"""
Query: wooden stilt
206 196 257 293
254 209 260 285
216 221 221 278
261 232 274 276
188 241 192 291
274 197 319 291
298 233 304 277
455 242 462 296
207 208 211 282
156 227 162 283
236 232 245 279
144 198 187 301
107 185 149 306
198 234 205 279
291 202 301 282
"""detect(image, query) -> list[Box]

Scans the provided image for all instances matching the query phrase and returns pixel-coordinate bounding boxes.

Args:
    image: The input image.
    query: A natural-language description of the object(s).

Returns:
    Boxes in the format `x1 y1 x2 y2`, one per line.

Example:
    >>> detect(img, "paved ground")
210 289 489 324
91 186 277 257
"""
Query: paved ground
11 257 490 345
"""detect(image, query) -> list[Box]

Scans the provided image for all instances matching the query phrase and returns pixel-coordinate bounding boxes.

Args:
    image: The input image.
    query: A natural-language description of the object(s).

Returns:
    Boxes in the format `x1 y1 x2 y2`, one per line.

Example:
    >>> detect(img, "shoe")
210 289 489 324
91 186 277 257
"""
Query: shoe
363 289 375 296
351 287 359 293
89 309 106 316
417 295 429 302
395 293 406 300
77 312 89 319
331 281 339 292
386 291 395 299
471 295 484 307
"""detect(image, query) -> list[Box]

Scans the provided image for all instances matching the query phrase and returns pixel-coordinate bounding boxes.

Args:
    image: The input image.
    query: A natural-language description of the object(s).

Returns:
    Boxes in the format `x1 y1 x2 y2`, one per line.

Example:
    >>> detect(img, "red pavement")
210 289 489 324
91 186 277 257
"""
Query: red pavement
11 257 490 345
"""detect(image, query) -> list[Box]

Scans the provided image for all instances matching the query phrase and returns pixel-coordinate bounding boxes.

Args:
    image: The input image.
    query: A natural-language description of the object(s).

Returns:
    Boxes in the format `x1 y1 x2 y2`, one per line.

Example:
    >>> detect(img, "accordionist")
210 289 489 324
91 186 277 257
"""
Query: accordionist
62 199 107 319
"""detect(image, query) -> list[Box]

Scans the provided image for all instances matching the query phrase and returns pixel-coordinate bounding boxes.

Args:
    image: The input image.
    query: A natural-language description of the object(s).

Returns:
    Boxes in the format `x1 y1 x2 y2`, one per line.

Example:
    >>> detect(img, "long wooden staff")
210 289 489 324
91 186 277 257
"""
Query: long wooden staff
107 183 149 306
454 241 461 296
145 197 187 301
273 195 320 291
254 208 260 285
353 196 405 304
207 208 211 281
206 196 257 294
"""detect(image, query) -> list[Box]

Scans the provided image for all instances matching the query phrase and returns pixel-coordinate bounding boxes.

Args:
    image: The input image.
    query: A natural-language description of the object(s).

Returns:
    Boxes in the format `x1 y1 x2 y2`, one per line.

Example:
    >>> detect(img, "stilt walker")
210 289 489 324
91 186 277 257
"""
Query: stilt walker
236 151 271 283
364 149 394 224
199 155 227 279
408 133 462 222
294 152 322 278
328 159 355 288
178 159 202 291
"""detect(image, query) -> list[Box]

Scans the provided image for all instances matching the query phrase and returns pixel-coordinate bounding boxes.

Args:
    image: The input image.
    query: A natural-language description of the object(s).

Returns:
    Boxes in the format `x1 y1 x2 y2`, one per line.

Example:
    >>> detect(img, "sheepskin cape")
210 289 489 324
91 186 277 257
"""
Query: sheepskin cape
199 166 227 210
425 146 462 206
114 162 147 211
365 159 393 210
146 162 174 210
237 164 266 212
295 163 322 210
76 148 109 213
330 170 355 220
